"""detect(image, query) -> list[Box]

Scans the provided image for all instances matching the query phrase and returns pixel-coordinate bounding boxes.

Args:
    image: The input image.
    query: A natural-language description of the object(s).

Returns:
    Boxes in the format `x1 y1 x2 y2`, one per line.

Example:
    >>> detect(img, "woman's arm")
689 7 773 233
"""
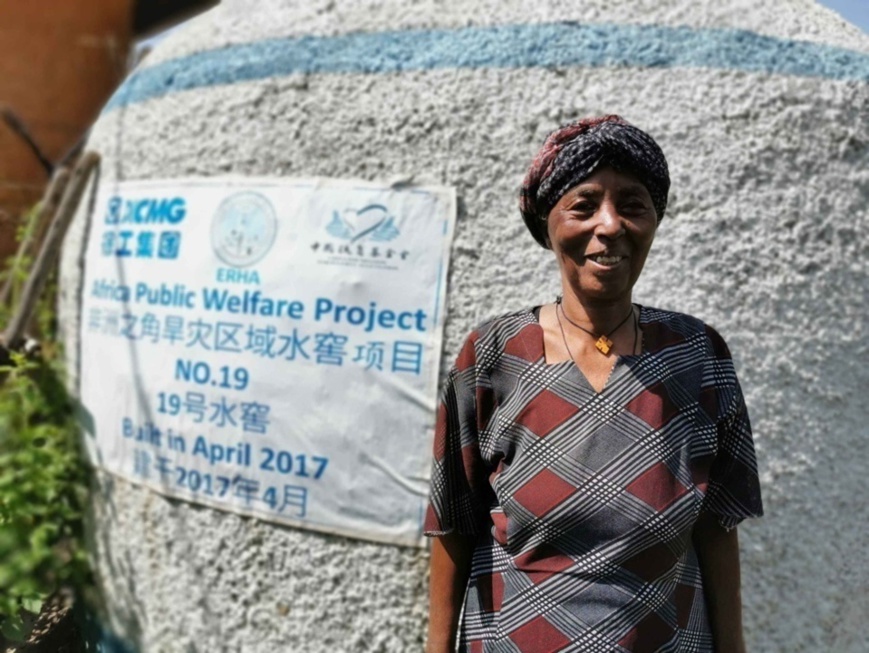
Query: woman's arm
426 532 475 653
692 512 747 653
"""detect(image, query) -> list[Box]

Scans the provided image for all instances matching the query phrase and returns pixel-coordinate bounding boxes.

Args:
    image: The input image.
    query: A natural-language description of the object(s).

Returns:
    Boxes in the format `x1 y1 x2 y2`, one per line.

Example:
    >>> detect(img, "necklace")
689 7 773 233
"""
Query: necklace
556 307 641 373
555 306 578 363
556 297 635 355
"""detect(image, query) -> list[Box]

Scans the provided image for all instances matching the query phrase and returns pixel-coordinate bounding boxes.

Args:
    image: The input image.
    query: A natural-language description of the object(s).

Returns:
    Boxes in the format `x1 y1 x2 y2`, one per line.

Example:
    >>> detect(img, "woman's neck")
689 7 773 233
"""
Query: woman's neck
559 288 634 333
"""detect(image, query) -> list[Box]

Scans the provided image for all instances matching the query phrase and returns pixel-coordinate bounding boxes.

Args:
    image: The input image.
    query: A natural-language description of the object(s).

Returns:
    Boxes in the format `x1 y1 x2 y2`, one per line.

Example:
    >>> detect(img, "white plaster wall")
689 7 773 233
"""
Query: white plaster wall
59 1 869 651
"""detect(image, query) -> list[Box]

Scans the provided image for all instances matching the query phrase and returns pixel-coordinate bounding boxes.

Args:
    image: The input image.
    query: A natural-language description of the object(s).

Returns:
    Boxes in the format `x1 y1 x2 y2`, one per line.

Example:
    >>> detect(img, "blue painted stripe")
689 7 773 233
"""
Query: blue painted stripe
106 21 869 111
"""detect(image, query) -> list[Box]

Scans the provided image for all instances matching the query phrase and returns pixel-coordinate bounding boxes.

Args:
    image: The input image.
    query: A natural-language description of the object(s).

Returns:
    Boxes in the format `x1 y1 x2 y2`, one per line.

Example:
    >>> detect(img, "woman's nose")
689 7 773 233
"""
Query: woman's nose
595 200 625 239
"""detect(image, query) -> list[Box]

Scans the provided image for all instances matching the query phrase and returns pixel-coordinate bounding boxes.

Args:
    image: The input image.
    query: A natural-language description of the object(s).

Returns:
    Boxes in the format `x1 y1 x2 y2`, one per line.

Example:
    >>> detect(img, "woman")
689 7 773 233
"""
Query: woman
425 116 763 653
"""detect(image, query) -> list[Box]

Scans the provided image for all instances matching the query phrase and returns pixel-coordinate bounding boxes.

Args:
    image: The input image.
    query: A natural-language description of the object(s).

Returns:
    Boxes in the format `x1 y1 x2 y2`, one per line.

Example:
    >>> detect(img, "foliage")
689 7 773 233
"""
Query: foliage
0 352 90 638
0 203 39 323
0 201 91 639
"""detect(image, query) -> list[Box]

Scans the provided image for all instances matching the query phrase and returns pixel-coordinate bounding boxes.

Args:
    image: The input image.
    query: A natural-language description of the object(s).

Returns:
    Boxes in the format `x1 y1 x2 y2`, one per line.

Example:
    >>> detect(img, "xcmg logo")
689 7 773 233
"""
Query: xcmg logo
105 196 187 225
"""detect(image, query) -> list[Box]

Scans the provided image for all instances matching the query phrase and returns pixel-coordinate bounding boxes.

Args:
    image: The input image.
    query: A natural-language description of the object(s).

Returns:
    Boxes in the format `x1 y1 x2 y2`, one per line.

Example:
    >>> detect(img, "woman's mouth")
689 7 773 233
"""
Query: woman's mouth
585 254 626 267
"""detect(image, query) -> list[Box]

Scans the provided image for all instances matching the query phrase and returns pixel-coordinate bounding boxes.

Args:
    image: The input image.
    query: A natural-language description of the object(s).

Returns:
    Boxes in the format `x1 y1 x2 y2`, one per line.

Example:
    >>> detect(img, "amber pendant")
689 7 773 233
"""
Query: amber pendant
595 335 614 355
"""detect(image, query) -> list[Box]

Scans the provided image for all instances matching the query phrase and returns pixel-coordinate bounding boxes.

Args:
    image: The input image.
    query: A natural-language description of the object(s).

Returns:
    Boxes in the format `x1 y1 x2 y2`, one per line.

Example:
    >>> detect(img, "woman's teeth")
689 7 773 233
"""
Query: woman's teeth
588 255 624 265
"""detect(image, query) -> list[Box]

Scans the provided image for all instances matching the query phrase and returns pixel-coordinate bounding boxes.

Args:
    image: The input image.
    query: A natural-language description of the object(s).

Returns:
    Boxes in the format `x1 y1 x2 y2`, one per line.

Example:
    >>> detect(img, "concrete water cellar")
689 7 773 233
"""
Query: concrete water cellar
59 1 869 650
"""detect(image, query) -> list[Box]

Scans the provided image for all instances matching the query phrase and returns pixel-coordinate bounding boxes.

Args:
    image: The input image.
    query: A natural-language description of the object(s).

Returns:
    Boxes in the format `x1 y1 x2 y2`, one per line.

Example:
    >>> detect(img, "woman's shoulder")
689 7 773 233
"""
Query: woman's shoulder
640 305 732 359
455 307 540 365
473 307 538 338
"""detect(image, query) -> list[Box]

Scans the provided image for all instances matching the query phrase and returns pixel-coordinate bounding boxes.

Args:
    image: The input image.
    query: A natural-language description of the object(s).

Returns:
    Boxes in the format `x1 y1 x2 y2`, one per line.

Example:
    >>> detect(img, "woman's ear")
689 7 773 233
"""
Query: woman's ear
542 218 552 249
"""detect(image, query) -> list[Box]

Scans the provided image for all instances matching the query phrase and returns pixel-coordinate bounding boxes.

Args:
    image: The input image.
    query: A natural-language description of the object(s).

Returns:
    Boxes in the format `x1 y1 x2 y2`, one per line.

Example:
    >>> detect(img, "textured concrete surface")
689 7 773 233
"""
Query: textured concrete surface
59 1 869 651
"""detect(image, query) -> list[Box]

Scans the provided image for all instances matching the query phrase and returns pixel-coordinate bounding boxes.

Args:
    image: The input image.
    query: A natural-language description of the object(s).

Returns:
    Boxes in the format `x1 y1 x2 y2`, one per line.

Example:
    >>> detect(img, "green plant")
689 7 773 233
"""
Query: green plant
0 203 40 323
0 350 90 640
0 195 90 639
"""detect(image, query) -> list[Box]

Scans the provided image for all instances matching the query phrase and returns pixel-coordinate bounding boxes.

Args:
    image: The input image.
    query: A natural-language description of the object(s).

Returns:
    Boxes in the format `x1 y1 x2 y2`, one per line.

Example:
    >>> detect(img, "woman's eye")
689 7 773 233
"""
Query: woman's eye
572 201 595 213
621 201 648 214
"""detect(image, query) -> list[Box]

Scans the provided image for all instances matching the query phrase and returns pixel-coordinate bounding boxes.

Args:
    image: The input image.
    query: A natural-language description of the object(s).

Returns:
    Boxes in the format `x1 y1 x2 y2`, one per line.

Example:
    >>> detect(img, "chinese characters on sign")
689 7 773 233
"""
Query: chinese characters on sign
79 178 455 546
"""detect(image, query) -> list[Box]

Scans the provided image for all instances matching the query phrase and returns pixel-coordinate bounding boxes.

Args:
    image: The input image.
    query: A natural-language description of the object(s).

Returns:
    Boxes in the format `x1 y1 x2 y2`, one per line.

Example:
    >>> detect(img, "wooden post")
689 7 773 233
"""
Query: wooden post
0 167 71 308
2 152 99 349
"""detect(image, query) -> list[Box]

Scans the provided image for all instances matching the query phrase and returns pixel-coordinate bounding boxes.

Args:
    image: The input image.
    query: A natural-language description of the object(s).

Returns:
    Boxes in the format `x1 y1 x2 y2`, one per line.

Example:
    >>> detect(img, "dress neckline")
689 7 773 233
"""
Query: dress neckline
526 304 648 394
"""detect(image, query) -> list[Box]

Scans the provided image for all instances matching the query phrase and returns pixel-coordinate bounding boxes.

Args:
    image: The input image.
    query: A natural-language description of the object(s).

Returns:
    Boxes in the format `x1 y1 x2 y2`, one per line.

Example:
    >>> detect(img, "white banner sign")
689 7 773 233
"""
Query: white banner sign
79 177 455 547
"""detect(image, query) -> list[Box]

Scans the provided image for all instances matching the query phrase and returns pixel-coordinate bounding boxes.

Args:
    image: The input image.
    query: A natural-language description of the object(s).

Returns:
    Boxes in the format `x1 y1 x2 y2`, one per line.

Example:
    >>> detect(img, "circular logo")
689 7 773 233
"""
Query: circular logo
211 191 278 267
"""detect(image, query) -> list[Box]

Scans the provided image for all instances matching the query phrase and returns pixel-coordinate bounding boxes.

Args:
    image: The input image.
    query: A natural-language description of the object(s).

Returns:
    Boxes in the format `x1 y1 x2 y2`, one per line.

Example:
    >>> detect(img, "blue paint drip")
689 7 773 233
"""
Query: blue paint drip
106 22 869 111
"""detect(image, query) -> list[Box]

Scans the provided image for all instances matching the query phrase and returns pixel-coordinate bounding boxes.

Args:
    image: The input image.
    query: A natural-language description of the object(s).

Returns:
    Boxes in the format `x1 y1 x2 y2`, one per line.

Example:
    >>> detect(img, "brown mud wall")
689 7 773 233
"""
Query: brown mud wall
0 1 132 259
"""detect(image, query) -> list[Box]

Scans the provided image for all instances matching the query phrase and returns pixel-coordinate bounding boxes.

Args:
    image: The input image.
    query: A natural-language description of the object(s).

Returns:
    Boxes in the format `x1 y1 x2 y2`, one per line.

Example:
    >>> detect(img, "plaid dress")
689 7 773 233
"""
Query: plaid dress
425 307 763 653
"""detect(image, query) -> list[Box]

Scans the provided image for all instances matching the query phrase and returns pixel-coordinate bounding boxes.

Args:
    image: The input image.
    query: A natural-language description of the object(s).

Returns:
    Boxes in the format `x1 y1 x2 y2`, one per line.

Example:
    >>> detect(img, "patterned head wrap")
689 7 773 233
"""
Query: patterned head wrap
520 115 670 248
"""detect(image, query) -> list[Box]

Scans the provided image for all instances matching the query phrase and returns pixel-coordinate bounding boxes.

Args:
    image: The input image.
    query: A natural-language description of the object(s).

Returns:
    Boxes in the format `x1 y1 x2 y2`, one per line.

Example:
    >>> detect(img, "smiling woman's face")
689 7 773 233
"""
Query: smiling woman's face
546 167 658 305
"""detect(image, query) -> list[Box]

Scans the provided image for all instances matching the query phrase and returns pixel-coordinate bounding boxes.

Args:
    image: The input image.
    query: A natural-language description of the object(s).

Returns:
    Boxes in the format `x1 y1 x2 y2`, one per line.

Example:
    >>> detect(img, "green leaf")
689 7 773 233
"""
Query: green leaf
20 596 42 614
1 612 28 641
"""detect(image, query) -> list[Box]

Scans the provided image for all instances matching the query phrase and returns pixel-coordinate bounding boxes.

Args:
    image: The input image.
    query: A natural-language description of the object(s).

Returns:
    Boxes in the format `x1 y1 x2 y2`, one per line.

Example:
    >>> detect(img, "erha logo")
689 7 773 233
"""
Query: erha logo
105 196 187 225
211 191 278 268
326 204 400 243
